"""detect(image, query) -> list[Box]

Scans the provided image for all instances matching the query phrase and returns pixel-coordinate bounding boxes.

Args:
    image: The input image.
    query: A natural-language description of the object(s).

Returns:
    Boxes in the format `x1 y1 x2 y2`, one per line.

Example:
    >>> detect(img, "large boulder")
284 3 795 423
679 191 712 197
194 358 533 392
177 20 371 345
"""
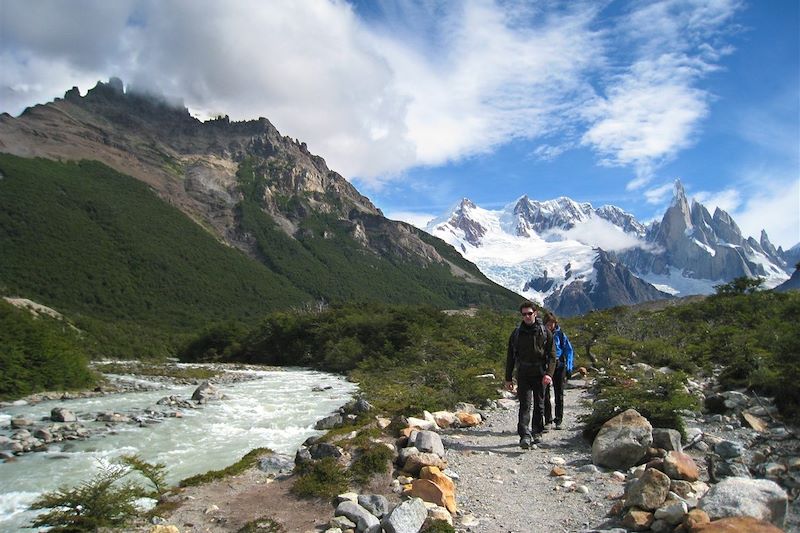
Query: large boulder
592 409 653 469
698 477 788 528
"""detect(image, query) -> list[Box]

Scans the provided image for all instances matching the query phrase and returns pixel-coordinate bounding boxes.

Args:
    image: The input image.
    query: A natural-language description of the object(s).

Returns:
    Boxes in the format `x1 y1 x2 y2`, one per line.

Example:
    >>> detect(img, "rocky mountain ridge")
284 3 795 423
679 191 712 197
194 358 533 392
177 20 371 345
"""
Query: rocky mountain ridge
426 182 792 315
0 79 518 310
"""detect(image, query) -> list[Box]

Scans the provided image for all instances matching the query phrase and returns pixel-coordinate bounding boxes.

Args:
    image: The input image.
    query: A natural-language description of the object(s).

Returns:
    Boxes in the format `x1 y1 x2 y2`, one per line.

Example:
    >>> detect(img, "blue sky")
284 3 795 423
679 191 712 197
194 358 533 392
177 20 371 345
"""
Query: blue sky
1 0 798 247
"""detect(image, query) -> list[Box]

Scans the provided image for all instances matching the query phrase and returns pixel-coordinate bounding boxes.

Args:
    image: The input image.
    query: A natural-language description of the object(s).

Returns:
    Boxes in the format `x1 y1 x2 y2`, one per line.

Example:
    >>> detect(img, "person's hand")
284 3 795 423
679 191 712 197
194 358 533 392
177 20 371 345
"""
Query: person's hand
542 375 552 386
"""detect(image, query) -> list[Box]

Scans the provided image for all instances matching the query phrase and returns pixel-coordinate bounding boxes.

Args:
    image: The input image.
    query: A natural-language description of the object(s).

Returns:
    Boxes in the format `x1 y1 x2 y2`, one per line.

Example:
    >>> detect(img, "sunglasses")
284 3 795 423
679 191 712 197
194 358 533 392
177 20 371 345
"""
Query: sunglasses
521 311 534 316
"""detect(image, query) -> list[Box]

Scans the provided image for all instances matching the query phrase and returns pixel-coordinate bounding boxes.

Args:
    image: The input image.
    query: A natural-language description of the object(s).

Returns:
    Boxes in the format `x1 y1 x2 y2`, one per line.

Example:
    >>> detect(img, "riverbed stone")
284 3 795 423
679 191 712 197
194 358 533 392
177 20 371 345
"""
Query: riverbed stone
663 451 699 481
652 428 682 452
50 407 77 422
691 516 784 532
191 381 225 403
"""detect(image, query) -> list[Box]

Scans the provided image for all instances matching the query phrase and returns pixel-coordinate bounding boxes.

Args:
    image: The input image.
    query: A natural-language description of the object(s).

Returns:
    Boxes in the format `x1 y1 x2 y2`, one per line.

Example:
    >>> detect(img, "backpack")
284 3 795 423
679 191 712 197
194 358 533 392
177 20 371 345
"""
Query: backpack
511 321 550 371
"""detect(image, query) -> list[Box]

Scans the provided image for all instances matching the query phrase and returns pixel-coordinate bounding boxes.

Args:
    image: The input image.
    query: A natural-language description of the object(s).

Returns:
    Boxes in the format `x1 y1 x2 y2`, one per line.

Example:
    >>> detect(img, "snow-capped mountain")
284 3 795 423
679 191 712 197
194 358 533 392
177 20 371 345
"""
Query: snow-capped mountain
621 181 790 293
426 180 791 316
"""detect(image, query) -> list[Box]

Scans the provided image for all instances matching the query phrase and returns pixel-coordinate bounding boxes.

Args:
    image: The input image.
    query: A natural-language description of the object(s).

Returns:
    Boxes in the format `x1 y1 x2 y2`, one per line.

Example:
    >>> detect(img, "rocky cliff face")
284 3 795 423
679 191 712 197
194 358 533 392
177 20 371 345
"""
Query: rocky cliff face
620 181 788 284
0 79 477 272
544 250 671 316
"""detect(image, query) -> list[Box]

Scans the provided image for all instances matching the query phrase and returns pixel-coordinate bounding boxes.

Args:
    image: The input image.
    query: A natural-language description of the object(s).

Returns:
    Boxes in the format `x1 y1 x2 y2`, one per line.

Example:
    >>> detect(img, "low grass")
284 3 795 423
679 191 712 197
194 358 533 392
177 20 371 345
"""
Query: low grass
179 448 272 487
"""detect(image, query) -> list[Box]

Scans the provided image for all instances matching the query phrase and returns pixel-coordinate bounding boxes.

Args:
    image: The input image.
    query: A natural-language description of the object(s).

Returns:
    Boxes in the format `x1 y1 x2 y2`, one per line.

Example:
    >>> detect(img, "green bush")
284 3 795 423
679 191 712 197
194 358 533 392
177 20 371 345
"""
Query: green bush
29 455 166 532
290 457 349 498
349 443 395 486
581 370 699 441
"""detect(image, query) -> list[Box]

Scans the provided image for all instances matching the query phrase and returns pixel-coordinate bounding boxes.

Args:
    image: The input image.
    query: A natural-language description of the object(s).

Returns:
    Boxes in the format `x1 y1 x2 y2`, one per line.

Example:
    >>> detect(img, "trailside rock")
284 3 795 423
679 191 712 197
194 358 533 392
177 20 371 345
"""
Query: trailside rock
625 467 671 510
334 500 380 532
592 409 653 469
419 466 456 513
413 430 445 457
652 428 682 451
690 516 785 532
381 497 427 533
698 477 788 527
663 450 700 481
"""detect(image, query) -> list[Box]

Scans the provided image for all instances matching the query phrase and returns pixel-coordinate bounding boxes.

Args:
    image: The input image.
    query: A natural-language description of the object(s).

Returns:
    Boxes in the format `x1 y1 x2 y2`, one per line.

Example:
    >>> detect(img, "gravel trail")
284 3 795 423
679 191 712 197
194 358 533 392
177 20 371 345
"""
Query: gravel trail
442 381 623 533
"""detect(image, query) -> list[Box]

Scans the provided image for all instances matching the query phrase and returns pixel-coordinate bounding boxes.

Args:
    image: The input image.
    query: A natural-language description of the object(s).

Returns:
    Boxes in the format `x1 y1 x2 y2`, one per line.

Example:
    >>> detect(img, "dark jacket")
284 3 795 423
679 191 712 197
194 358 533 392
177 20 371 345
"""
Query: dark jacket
505 318 556 381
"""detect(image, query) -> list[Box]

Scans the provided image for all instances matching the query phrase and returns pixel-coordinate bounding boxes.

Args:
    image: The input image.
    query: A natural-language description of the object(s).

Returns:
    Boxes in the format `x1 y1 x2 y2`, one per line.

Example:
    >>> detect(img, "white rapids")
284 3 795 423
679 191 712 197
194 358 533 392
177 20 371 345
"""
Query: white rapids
0 367 357 532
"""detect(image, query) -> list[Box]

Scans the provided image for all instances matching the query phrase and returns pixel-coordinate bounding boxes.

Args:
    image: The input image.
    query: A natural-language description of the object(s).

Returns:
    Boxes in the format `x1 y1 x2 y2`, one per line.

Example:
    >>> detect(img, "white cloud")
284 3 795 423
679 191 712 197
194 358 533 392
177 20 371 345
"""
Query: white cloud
383 210 435 230
644 182 675 205
729 175 800 249
547 217 649 252
0 0 743 186
692 188 742 214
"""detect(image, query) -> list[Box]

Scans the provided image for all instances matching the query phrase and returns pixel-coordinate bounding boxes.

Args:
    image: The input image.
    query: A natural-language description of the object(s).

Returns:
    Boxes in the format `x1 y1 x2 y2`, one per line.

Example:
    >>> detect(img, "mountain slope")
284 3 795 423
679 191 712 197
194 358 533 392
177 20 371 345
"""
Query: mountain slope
0 79 519 321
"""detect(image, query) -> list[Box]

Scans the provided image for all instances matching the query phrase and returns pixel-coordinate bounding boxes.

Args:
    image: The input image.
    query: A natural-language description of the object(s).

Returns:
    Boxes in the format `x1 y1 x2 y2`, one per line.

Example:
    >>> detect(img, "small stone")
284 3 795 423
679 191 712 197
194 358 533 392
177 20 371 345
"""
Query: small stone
550 466 567 477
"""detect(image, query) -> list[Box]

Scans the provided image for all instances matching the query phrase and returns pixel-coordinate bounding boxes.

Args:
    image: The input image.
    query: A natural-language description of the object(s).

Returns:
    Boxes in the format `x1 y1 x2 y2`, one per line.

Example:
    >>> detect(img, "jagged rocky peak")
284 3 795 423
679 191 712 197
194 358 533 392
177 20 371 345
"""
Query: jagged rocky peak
595 205 647 237
511 194 593 234
711 206 744 245
446 198 486 247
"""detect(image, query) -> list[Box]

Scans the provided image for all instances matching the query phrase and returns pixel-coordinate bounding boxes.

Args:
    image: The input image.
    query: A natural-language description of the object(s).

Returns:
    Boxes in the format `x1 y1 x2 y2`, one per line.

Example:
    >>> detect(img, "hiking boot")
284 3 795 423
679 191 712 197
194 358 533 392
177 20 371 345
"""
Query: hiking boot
519 437 532 449
542 422 551 432
554 422 563 430
532 434 542 444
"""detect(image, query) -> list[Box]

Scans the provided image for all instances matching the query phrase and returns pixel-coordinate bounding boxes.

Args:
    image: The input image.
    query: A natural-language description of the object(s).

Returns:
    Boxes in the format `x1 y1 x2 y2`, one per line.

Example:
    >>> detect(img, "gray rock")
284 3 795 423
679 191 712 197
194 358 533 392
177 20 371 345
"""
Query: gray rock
257 453 294 475
413 430 445 457
191 381 225 403
335 501 380 532
315 413 344 430
708 454 750 482
329 515 356 530
50 407 77 422
714 439 743 459
357 494 390 518
309 442 342 460
652 428 682 451
10 417 33 428
381 497 427 533
592 409 653 469
699 476 788 527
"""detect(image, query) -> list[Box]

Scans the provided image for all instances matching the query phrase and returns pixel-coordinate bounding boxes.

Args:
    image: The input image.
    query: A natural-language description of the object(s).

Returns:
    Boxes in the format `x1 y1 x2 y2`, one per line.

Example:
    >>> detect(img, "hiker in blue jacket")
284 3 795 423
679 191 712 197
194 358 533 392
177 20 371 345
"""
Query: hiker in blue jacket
505 301 556 449
544 314 574 430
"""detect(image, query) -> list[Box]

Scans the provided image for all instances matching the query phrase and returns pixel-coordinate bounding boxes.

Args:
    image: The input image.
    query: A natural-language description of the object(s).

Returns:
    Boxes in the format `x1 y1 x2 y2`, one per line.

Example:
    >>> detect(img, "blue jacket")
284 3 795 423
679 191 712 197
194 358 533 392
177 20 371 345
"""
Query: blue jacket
553 326 574 373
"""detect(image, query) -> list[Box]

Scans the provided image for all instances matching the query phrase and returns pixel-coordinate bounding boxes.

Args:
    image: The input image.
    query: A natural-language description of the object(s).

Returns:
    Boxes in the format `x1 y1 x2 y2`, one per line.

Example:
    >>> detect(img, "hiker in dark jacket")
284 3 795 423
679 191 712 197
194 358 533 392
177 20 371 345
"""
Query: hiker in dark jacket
504 301 556 449
544 314 574 430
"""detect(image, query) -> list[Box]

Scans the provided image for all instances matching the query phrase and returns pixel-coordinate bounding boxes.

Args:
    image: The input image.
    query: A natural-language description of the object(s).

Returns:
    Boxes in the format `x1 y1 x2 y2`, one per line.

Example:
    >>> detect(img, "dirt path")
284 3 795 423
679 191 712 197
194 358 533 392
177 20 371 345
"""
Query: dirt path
442 381 624 533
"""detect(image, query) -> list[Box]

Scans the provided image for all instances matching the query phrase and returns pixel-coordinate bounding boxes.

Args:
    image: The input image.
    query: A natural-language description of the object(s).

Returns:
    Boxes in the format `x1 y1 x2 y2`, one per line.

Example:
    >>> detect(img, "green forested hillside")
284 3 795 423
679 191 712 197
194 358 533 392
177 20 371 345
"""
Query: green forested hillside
0 299 96 398
0 153 517 369
0 154 312 359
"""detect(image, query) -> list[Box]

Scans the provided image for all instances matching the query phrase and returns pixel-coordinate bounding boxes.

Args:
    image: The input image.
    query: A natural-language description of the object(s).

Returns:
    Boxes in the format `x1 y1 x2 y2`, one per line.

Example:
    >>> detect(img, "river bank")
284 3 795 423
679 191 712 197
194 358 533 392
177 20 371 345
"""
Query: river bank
0 363 357 532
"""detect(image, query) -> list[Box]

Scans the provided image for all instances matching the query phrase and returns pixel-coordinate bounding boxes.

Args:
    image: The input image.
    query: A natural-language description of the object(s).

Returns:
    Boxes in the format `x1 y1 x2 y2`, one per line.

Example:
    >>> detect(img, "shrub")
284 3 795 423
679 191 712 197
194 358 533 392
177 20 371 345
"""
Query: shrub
349 443 395 486
290 457 349 498
422 520 457 533
29 455 166 532
581 370 699 441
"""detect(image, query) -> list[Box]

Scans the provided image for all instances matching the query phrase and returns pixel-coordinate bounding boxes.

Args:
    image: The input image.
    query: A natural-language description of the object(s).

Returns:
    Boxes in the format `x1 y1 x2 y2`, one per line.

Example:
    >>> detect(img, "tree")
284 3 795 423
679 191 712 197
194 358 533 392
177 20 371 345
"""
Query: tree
714 276 764 295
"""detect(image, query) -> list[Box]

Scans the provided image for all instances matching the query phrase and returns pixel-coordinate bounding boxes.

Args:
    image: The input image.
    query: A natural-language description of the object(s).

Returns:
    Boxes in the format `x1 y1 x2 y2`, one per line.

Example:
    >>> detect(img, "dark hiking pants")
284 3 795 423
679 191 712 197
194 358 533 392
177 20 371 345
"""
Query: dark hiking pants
517 370 545 438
